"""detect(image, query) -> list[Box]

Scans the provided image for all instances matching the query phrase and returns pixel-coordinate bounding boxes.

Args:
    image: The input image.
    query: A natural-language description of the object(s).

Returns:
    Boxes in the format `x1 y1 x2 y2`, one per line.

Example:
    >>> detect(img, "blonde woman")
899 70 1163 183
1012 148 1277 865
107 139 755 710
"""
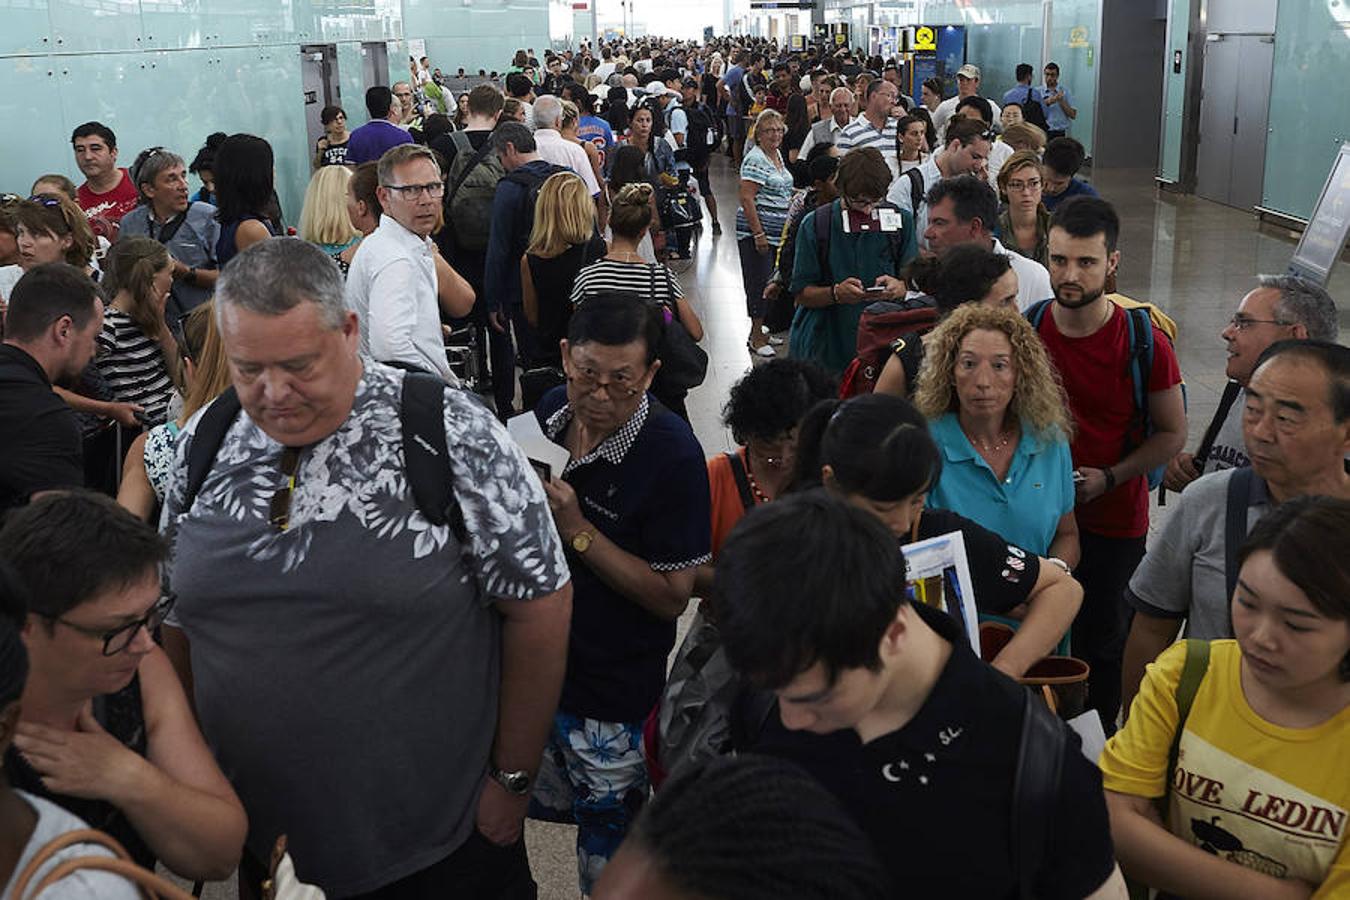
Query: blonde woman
299 165 361 276
997 150 1052 267
1000 122 1048 155
737 108 793 356
118 302 231 520
96 237 179 428
561 98 609 229
520 171 608 408
913 303 1078 564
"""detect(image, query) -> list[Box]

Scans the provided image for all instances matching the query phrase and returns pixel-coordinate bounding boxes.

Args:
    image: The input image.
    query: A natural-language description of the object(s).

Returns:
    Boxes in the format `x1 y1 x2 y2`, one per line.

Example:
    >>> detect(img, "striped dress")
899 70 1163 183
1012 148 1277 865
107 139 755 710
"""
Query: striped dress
95 307 175 427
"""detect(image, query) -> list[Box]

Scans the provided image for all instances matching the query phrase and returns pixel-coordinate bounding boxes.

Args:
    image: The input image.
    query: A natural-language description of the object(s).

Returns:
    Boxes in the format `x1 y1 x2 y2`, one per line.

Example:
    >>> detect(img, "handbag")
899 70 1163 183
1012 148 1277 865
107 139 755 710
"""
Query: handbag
11 830 325 900
649 265 708 393
979 621 1091 720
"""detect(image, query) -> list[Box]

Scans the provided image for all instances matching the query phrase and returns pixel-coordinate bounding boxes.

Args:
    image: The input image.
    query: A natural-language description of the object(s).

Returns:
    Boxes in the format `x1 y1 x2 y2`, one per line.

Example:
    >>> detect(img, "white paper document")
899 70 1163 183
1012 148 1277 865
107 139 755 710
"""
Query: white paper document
507 412 571 483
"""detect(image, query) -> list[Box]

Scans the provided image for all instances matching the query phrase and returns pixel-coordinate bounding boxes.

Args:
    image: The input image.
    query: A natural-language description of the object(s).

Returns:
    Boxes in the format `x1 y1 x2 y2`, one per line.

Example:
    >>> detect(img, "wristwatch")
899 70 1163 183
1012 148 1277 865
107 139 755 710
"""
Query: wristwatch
490 765 532 796
571 529 595 554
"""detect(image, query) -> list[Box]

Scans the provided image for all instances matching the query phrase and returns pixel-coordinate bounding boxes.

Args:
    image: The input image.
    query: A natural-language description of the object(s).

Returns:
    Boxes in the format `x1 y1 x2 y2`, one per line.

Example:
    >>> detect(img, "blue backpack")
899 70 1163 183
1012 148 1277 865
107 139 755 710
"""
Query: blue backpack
1026 299 1178 491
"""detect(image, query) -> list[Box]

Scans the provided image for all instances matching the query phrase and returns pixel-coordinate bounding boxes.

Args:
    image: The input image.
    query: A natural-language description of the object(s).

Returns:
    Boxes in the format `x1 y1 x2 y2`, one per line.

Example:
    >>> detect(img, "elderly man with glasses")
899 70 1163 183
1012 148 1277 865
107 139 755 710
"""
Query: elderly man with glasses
160 236 573 896
530 291 710 897
344 143 474 381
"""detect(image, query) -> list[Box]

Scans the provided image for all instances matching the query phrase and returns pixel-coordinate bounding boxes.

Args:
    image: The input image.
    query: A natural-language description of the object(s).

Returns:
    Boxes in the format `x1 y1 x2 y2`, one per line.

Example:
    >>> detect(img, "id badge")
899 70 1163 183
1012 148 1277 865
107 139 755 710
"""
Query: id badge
878 209 902 232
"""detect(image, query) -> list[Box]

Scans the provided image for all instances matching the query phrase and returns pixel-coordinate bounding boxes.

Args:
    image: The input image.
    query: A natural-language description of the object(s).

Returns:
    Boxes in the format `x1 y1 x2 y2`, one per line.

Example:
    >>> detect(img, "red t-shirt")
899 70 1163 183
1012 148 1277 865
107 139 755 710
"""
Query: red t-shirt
76 169 140 236
1036 303 1181 538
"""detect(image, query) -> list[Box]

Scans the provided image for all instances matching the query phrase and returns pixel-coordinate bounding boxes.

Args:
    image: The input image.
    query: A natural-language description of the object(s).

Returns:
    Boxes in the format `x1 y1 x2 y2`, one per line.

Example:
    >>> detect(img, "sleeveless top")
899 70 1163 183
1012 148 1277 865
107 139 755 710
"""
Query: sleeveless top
216 214 281 267
6 674 155 869
527 237 607 366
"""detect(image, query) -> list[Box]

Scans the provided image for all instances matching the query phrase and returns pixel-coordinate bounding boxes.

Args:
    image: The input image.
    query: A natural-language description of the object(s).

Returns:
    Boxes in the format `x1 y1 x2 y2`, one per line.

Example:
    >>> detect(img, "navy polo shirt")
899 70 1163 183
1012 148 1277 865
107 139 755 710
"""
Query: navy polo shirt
536 388 711 723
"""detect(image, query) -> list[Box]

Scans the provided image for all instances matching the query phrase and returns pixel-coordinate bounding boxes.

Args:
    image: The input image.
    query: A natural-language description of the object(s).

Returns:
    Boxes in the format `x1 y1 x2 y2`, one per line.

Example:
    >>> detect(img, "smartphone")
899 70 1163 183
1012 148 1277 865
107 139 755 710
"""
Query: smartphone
865 285 888 294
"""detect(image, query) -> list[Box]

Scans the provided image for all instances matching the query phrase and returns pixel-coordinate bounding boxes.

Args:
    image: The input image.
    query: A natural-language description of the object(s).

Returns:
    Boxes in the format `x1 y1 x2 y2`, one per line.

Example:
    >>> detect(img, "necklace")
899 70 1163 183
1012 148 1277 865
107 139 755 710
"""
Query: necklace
610 249 644 263
744 459 773 505
963 426 1014 454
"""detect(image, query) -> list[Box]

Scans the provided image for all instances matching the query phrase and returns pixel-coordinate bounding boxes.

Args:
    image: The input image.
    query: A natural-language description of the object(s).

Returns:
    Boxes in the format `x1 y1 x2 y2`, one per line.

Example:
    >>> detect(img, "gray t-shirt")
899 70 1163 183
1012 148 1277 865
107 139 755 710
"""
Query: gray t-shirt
161 362 569 896
1 791 141 900
1201 385 1249 475
1126 467 1271 639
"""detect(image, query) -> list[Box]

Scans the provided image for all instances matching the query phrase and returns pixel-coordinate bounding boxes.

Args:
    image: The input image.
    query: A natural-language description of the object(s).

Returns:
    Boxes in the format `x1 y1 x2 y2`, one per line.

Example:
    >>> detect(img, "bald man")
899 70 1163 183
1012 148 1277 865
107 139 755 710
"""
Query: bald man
799 86 855 160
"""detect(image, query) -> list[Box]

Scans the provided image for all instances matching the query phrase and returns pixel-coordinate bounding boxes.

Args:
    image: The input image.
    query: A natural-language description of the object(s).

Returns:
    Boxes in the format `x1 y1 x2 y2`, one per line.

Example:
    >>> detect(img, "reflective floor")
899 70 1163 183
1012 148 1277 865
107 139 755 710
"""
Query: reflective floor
180 153 1349 900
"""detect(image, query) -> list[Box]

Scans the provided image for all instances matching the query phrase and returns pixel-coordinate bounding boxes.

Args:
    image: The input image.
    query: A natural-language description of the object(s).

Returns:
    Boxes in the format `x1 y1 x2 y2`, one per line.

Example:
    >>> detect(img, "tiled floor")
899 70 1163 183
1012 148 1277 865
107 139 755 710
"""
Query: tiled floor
182 154 1348 900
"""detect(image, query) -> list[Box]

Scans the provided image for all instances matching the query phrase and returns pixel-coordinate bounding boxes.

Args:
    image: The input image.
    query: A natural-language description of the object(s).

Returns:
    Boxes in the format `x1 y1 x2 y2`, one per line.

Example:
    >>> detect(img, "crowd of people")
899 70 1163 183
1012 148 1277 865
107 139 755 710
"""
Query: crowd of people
0 31 1347 900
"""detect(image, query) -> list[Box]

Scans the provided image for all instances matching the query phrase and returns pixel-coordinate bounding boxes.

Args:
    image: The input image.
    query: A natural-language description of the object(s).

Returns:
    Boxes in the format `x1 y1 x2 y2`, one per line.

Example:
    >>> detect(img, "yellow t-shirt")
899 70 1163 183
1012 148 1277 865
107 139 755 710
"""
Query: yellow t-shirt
1100 640 1350 896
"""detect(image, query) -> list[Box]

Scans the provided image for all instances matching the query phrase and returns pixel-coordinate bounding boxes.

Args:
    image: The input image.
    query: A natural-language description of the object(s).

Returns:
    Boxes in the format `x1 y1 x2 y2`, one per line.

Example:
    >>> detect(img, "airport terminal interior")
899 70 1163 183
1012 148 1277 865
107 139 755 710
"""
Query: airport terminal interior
0 0 1344 895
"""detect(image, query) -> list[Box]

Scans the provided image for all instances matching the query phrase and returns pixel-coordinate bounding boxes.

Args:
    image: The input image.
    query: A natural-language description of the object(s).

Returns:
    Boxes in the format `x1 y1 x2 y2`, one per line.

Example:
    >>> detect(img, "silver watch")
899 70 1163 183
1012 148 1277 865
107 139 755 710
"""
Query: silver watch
490 765 532 796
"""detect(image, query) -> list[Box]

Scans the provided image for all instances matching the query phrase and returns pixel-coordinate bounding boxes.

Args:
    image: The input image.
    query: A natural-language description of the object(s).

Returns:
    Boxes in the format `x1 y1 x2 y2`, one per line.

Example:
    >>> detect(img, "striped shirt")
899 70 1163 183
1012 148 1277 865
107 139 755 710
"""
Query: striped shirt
835 114 901 178
735 146 795 244
571 258 685 309
95 308 175 427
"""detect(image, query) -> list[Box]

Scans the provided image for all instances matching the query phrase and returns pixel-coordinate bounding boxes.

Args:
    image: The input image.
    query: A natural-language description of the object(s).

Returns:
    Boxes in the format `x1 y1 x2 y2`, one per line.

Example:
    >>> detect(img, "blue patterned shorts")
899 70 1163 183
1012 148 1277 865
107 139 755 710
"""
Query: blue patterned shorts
529 712 649 895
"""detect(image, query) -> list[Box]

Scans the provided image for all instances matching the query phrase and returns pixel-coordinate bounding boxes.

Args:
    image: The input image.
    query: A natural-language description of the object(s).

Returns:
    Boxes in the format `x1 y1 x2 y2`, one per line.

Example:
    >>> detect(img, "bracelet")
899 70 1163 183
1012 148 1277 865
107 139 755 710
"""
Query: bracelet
1102 466 1117 491
1046 557 1072 576
752 231 765 239
185 267 197 286
830 284 838 305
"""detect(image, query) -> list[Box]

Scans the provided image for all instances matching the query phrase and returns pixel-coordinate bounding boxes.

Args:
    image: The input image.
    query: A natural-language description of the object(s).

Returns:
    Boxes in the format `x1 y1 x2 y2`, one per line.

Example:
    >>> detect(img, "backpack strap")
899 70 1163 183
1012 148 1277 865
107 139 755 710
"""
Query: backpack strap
725 451 756 512
399 372 466 545
1123 306 1154 432
1223 467 1258 612
1024 298 1054 330
1194 380 1242 470
813 201 834 285
183 387 243 513
1154 639 1212 821
1013 689 1067 900
904 167 925 214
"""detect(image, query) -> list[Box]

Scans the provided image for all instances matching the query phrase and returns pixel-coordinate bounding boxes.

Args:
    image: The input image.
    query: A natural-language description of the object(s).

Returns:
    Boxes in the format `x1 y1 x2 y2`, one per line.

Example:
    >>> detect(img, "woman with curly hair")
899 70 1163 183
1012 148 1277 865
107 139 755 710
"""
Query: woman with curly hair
913 303 1078 564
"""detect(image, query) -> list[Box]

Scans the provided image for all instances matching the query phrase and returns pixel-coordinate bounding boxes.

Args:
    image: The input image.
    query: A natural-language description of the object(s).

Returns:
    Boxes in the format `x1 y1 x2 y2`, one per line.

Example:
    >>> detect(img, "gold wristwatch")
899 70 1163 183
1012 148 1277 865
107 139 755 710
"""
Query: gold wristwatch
571 530 595 554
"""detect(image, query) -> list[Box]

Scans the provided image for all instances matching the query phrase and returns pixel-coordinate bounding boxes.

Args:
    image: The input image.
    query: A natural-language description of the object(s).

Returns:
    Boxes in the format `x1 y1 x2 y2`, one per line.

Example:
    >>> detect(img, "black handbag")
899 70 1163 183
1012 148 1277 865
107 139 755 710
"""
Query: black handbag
649 265 708 393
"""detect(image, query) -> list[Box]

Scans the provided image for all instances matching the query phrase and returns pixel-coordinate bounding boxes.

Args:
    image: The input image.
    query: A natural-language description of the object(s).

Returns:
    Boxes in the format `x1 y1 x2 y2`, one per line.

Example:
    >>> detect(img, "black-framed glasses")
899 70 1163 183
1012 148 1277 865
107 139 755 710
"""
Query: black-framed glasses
382 182 445 199
49 593 177 656
269 446 303 532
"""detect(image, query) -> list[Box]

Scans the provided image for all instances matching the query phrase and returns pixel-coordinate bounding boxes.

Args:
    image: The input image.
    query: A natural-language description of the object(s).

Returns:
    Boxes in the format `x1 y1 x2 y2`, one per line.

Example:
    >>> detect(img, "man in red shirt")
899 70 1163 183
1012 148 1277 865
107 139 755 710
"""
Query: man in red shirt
1032 197 1186 732
71 122 139 239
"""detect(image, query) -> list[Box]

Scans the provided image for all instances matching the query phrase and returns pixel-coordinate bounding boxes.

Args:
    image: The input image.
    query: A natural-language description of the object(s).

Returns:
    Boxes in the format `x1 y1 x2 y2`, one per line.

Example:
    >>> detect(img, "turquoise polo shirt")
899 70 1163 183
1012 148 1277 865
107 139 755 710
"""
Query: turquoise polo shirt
927 412 1074 556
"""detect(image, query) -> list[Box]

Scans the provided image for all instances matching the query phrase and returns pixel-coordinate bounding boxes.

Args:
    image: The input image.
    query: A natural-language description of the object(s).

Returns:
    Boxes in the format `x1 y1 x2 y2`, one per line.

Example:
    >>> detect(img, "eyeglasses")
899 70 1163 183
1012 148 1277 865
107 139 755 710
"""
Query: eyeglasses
269 446 303 532
1005 178 1042 193
47 593 177 656
845 196 882 211
383 181 445 199
568 365 644 398
1228 314 1292 331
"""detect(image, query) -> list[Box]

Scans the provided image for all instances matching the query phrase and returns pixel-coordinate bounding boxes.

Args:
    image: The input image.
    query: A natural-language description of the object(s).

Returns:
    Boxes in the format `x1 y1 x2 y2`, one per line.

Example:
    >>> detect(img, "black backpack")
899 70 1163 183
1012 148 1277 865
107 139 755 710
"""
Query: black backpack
684 102 719 164
1013 85 1049 131
181 373 468 551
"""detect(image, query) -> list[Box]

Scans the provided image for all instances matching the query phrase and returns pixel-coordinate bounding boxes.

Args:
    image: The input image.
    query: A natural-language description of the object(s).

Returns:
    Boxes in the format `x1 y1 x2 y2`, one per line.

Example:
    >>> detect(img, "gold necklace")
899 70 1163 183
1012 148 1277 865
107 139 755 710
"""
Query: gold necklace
963 426 1014 454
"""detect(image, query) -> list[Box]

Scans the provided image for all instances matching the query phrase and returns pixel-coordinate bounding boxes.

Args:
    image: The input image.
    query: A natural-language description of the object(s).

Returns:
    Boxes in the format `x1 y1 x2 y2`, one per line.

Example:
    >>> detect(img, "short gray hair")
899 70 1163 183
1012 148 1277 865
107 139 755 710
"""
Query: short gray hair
493 122 536 155
1258 274 1338 341
215 237 347 331
533 94 563 129
131 148 186 201
375 143 440 190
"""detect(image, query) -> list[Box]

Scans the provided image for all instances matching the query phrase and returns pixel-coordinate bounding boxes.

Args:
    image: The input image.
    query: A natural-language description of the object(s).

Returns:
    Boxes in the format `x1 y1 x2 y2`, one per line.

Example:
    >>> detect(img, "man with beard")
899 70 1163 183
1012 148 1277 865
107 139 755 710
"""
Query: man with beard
1028 197 1186 733
0 264 103 509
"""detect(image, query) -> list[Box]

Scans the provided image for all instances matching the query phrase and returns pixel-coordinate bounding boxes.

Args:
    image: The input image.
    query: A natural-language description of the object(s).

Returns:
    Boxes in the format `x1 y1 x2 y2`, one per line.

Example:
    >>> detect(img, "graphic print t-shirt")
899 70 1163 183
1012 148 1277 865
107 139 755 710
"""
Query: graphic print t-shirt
1101 640 1350 895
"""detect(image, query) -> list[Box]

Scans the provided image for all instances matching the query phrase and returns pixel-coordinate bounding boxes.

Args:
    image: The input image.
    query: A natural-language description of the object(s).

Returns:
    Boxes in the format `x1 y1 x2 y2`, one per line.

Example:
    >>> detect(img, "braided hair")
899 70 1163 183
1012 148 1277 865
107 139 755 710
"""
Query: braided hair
624 754 891 899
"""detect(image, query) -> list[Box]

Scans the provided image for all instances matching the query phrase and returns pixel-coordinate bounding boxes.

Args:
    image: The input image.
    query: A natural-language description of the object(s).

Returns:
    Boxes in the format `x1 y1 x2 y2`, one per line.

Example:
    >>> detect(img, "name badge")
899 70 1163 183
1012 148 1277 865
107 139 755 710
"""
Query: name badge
878 209 902 232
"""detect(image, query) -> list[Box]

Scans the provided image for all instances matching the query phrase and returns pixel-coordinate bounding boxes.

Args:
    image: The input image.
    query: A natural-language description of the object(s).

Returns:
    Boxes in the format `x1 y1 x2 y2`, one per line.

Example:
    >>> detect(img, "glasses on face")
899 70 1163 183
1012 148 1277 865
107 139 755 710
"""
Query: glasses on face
568 365 644 399
49 593 177 656
747 441 795 469
383 182 445 200
269 446 303 532
1228 313 1291 331
845 196 881 212
1006 177 1042 193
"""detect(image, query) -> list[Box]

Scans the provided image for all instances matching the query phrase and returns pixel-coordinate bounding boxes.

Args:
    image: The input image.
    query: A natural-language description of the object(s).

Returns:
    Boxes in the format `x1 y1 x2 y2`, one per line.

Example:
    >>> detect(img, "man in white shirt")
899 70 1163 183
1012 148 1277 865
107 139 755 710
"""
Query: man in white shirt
921 174 1052 311
531 95 602 197
345 144 471 382
886 117 992 251
835 79 902 178
593 47 617 83
932 64 1001 145
799 87 855 160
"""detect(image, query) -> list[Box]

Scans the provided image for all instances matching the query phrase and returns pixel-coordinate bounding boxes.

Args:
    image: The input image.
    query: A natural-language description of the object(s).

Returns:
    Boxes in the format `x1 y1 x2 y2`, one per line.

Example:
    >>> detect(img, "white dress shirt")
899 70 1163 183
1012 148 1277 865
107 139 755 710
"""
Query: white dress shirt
344 215 456 383
534 128 602 196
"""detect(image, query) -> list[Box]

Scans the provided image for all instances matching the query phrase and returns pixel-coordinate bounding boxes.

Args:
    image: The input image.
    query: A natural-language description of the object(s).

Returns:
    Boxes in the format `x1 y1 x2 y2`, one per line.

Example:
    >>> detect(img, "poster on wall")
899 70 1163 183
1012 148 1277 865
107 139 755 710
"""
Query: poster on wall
832 23 850 47
1289 143 1350 286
